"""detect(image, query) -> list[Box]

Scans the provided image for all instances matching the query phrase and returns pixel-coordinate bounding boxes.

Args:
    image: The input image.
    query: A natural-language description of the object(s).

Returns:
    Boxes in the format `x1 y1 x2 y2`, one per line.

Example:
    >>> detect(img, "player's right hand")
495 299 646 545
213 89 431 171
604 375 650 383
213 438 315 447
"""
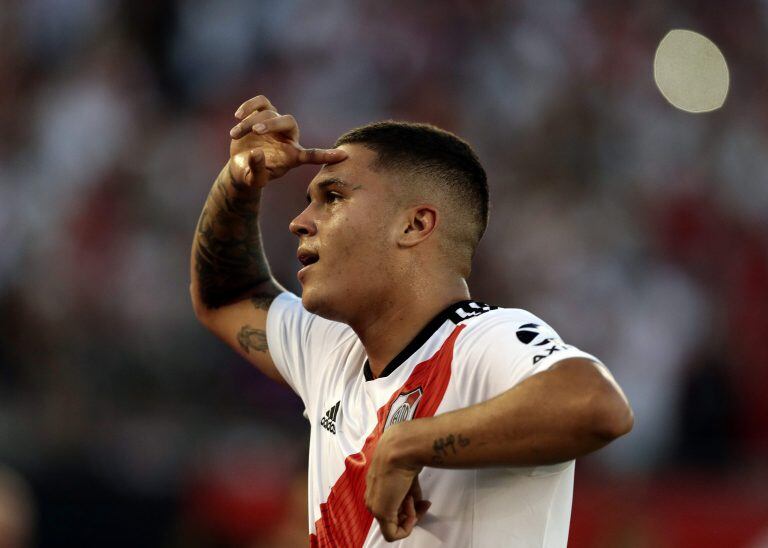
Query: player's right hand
227 95 347 188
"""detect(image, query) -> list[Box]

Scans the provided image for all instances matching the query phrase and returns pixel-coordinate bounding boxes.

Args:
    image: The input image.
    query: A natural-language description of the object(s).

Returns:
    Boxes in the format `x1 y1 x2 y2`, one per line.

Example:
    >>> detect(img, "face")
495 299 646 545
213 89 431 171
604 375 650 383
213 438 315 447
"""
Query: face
289 144 402 322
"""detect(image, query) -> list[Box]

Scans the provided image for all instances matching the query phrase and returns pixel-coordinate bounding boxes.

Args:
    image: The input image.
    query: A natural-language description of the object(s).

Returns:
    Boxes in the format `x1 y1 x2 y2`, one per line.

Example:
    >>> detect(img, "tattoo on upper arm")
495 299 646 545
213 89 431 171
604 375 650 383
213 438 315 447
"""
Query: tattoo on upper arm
431 433 470 465
237 324 268 354
194 167 275 309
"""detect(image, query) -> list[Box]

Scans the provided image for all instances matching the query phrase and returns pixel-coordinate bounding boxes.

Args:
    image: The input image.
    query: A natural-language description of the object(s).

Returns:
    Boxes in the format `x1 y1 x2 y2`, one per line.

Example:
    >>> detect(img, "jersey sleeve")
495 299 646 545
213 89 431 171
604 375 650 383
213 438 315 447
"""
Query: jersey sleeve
266 291 353 409
452 309 607 405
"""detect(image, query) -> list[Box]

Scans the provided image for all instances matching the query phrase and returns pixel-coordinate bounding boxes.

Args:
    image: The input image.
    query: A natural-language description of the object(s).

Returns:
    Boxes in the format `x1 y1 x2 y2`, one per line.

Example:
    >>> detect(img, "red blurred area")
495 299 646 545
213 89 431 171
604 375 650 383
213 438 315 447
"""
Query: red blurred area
571 474 768 548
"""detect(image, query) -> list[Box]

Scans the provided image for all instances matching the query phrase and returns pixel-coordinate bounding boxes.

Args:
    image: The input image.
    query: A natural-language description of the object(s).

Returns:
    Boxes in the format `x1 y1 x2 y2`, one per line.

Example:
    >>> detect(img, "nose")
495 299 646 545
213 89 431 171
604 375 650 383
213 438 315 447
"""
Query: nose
289 204 317 237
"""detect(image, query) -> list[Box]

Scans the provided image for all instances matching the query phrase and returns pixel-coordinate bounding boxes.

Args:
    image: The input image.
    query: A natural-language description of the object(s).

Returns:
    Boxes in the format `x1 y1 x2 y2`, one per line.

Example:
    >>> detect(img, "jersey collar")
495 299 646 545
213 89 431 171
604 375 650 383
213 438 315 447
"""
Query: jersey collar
363 299 478 382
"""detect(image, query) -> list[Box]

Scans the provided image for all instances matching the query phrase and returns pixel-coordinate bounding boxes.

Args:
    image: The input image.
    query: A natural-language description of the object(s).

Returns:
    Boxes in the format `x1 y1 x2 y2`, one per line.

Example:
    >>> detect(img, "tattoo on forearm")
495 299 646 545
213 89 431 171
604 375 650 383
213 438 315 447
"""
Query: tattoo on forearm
194 165 276 308
237 324 268 354
431 433 470 465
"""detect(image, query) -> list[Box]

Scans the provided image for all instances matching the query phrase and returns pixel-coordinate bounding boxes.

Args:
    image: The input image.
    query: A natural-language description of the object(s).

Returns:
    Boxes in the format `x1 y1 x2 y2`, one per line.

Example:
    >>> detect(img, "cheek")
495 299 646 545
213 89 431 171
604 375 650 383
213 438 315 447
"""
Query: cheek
333 231 365 274
323 212 386 273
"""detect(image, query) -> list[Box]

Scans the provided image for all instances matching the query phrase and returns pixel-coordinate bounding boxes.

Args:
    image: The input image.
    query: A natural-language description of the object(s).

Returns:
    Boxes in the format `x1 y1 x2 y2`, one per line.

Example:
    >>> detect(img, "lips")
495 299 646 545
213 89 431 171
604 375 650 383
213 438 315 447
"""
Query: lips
297 248 320 267
297 248 320 283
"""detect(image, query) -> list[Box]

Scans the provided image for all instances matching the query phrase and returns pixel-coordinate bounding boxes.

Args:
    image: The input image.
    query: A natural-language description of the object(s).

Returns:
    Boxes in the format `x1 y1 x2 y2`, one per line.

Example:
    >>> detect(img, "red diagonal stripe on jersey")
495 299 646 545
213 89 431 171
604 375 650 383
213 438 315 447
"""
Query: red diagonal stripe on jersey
310 324 465 548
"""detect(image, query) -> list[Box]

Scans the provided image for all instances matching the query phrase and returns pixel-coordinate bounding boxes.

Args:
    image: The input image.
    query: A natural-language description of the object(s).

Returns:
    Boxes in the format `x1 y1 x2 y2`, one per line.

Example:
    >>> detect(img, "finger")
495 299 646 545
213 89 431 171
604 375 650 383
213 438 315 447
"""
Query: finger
234 95 276 119
229 110 278 139
414 499 431 521
395 496 415 527
408 476 423 502
377 518 397 542
397 494 412 522
400 496 418 536
404 495 415 522
251 113 299 139
245 148 268 187
297 147 348 166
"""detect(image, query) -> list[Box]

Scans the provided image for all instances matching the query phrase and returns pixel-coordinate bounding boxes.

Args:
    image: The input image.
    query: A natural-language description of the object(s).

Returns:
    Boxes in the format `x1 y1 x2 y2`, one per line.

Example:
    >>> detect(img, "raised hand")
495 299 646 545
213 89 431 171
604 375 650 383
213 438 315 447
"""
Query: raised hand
227 94 347 188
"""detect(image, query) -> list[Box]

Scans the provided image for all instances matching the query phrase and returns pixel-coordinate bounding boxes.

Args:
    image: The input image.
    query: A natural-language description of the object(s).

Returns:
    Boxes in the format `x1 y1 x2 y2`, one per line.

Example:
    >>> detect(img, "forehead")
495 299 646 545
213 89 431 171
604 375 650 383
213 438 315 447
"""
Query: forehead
307 144 385 193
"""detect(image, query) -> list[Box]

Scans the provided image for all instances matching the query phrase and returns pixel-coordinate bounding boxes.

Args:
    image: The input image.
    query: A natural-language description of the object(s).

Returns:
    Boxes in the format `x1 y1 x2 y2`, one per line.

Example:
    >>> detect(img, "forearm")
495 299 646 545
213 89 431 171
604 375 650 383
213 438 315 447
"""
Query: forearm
387 359 633 469
191 162 281 310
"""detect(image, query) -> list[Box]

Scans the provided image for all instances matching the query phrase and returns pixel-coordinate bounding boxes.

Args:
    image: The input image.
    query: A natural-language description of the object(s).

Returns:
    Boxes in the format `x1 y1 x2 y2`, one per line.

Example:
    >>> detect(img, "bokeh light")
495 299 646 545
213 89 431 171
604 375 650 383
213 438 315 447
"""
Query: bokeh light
654 29 729 113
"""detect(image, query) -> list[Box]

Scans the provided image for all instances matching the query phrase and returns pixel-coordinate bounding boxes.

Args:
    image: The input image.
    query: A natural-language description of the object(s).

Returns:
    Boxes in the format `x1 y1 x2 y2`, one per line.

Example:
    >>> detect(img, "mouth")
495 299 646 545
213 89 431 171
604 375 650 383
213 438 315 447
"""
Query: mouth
297 248 320 281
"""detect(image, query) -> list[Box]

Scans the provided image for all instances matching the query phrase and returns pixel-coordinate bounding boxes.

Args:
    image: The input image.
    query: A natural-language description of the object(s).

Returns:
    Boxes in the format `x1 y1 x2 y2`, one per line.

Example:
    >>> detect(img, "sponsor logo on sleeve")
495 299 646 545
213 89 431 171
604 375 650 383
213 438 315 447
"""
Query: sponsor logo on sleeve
515 323 553 346
515 322 571 364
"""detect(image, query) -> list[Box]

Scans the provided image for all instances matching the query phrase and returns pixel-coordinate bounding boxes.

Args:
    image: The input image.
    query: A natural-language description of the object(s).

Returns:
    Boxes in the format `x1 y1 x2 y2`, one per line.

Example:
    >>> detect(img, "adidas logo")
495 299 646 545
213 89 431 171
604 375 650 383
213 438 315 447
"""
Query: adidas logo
321 401 340 435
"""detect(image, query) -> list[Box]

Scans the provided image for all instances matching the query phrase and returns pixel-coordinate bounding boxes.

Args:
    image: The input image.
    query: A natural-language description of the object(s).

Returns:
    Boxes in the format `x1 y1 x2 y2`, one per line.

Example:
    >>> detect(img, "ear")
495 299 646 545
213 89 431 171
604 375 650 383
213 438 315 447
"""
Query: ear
398 205 438 248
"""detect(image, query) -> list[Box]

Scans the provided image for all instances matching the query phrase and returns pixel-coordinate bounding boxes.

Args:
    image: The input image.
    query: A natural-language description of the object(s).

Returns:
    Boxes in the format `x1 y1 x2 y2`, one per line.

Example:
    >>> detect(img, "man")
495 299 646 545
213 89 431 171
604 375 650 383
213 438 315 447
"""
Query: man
190 94 633 547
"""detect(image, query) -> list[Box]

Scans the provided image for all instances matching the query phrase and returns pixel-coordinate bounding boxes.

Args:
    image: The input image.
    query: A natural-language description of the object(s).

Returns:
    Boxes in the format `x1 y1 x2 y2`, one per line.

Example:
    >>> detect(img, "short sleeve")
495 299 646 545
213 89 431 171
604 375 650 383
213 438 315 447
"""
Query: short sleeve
266 292 353 408
452 309 606 405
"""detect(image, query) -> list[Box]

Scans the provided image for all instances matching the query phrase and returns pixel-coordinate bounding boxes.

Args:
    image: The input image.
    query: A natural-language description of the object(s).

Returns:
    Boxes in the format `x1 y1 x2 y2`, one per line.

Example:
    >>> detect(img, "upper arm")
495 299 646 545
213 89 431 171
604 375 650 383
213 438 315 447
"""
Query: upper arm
192 281 286 385
455 311 633 440
503 357 633 442
453 309 609 402
544 358 634 438
194 286 353 408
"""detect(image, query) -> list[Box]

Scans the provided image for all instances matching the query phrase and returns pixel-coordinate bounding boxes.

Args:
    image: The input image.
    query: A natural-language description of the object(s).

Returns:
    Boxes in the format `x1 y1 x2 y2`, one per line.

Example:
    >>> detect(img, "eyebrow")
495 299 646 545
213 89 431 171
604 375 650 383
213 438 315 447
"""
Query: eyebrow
306 177 355 204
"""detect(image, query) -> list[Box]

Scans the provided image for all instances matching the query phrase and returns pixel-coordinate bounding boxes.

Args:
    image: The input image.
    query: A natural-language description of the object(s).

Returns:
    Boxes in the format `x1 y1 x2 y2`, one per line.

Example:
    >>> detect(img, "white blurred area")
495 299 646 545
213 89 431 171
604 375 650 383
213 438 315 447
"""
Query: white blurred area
1 0 767 546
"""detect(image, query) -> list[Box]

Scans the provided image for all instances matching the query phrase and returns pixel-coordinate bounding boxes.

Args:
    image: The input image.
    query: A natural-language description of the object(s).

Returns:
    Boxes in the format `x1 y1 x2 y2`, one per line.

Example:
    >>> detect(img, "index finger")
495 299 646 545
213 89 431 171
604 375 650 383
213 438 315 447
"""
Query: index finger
234 95 276 119
402 495 417 531
297 147 348 165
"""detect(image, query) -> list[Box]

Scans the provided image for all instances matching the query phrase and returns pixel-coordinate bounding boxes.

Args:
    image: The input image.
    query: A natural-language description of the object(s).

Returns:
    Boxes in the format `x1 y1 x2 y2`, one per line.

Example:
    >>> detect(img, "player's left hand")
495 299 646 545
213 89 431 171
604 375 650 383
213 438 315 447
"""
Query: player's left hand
365 427 431 542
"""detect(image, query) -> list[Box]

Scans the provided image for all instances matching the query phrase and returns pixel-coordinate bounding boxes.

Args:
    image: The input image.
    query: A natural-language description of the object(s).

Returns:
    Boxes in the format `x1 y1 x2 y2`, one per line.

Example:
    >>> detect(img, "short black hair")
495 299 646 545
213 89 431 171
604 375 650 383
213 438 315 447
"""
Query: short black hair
334 121 489 265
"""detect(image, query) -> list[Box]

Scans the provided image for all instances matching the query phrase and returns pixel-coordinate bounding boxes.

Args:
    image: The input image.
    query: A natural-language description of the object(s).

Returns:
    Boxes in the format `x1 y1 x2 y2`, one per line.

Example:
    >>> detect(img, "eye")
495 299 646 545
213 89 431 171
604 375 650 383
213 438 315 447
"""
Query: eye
326 192 343 204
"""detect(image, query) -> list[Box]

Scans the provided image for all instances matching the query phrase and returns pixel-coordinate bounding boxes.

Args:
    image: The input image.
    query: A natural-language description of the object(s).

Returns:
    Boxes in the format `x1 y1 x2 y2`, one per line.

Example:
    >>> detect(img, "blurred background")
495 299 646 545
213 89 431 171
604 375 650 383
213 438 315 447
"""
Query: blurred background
1 0 767 546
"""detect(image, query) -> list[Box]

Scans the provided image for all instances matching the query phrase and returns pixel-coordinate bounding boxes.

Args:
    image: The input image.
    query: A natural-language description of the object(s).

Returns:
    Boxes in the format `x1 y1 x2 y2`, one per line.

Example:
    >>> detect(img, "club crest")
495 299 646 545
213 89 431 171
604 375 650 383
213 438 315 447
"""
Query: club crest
384 388 423 430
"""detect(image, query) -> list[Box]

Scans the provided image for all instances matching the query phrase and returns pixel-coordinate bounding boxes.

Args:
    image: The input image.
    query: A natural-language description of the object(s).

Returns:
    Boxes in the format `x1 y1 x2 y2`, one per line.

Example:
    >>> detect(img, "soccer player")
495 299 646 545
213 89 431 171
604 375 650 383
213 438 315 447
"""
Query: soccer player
190 95 633 547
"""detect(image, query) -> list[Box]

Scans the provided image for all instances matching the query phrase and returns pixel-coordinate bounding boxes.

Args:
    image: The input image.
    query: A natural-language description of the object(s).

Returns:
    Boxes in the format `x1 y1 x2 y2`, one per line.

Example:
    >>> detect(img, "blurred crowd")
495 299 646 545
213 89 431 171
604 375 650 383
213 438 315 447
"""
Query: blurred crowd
1 0 767 546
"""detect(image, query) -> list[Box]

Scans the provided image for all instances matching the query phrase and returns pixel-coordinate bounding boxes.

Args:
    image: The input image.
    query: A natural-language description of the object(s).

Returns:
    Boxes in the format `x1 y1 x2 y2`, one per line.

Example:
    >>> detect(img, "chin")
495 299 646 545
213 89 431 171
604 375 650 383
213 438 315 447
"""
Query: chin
300 286 342 321
300 290 321 314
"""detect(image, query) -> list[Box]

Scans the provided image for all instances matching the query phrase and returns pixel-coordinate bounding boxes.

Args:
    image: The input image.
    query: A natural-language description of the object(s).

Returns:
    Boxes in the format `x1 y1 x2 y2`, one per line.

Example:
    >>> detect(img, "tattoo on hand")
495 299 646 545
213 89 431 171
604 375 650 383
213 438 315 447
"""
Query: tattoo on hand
431 433 470 465
237 324 268 354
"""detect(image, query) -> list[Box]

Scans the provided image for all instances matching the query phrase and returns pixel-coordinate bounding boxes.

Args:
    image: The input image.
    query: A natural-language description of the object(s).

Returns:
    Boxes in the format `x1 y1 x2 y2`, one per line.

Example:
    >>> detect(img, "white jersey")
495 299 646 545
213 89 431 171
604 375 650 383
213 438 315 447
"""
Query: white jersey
266 292 604 548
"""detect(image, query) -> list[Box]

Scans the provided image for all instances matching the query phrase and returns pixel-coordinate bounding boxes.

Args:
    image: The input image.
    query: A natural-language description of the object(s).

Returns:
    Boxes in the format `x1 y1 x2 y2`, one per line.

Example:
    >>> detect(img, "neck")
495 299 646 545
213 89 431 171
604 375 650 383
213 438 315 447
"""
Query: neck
348 276 470 379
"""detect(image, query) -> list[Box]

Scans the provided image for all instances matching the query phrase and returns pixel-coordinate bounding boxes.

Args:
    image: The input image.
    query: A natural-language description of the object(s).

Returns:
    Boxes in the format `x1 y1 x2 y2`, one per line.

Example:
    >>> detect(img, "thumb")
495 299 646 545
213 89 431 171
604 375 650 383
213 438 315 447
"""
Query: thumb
244 148 269 188
377 518 400 542
297 147 348 165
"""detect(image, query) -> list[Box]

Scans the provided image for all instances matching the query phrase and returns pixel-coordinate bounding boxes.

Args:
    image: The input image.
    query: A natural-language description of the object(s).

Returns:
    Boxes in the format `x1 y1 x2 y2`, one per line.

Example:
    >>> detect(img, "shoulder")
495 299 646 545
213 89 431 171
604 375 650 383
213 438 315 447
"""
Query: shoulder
446 304 568 400
453 303 564 357
268 292 356 353
453 302 559 340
